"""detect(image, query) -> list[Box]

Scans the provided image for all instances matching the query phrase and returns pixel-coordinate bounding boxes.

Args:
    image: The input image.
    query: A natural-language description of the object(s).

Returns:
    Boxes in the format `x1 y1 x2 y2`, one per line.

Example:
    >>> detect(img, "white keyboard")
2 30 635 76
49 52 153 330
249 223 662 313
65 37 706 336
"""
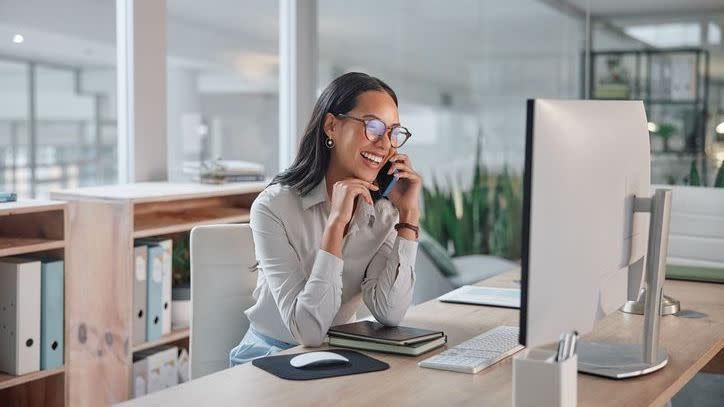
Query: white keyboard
418 326 524 374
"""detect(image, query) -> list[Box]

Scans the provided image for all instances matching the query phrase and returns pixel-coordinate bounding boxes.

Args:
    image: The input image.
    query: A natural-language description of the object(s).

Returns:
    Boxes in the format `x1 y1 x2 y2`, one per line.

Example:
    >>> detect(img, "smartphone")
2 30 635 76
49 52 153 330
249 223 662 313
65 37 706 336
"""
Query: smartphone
371 161 398 201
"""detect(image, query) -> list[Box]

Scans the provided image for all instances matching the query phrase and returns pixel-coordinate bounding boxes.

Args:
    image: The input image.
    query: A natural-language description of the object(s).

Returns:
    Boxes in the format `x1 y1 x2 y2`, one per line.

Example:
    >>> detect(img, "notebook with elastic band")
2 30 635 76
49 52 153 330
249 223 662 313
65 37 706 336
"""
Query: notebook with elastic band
328 320 445 346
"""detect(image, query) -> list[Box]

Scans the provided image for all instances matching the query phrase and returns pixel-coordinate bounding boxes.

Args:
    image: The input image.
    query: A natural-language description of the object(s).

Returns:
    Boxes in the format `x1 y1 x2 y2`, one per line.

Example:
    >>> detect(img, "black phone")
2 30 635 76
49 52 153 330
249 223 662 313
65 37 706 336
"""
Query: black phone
371 161 398 201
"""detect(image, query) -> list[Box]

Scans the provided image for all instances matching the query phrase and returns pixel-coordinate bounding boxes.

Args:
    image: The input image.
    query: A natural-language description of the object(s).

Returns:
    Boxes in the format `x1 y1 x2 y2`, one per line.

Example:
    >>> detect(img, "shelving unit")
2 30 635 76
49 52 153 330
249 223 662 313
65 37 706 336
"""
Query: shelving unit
131 328 190 353
0 200 68 407
50 181 265 406
587 48 711 183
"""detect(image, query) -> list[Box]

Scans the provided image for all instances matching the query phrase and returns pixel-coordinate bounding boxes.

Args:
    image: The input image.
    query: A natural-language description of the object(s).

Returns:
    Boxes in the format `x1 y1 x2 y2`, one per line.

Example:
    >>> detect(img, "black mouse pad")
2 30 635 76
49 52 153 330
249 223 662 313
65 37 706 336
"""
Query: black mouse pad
251 349 389 380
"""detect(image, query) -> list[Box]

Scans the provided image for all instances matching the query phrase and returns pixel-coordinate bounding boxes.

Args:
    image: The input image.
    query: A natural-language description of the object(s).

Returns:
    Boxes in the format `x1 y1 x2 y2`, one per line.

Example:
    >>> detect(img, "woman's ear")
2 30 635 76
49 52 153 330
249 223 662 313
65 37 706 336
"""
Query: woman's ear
323 112 337 138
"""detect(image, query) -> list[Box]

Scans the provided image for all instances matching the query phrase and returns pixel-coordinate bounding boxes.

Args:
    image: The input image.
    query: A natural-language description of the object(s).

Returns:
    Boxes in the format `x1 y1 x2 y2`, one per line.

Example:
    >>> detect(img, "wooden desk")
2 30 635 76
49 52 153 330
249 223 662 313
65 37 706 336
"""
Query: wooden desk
116 271 724 407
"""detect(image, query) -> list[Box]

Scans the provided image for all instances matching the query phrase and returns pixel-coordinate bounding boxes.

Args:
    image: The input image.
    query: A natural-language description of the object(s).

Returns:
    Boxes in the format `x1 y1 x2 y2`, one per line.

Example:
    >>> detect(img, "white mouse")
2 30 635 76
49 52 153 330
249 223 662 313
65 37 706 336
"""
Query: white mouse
289 351 350 369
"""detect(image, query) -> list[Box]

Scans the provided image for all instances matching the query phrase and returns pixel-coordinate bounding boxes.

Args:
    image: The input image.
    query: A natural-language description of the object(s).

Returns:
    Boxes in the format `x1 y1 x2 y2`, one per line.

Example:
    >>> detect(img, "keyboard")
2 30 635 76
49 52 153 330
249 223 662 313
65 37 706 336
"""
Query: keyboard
418 326 524 374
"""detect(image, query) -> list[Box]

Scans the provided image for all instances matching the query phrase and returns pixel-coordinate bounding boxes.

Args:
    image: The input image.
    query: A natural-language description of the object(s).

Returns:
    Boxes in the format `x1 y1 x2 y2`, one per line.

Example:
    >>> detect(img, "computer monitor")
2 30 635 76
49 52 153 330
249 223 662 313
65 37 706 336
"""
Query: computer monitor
519 99 670 379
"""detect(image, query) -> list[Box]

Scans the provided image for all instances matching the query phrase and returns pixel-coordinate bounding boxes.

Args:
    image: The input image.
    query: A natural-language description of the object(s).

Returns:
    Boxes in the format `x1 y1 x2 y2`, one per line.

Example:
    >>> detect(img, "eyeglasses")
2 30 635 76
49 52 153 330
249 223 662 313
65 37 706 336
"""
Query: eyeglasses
335 113 412 148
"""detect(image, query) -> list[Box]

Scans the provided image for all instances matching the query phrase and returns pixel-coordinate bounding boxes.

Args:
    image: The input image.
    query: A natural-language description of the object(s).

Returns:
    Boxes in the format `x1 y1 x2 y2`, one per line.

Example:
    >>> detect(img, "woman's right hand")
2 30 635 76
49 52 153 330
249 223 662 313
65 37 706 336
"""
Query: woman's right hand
327 178 379 229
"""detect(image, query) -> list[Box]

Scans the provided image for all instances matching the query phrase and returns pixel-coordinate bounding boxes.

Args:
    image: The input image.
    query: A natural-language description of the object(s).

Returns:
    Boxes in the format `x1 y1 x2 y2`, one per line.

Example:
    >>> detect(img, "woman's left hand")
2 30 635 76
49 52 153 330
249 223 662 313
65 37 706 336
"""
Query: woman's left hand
386 154 422 213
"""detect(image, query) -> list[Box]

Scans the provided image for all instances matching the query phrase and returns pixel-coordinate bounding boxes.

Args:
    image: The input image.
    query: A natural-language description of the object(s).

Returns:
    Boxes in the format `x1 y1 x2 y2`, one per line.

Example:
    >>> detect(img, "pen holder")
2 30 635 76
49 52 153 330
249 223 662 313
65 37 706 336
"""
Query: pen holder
513 349 577 407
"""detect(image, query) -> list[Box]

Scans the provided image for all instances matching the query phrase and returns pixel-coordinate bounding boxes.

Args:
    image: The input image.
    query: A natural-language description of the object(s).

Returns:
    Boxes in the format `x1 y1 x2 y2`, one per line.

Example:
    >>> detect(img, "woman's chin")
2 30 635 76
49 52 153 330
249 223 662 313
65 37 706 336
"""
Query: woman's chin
353 168 377 183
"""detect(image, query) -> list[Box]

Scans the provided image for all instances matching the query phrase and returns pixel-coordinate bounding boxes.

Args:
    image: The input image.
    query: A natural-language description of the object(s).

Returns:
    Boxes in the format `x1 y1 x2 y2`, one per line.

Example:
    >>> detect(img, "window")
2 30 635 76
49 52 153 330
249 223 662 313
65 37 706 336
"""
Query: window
166 0 280 181
0 0 117 198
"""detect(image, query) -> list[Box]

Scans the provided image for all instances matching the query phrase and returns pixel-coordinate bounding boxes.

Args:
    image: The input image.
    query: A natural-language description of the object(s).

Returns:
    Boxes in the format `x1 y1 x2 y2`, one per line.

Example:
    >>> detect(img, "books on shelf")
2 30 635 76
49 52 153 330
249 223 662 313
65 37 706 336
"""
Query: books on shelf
132 245 148 346
40 259 64 370
134 239 174 342
0 258 41 376
0 257 64 376
133 346 179 397
183 159 265 184
328 321 446 356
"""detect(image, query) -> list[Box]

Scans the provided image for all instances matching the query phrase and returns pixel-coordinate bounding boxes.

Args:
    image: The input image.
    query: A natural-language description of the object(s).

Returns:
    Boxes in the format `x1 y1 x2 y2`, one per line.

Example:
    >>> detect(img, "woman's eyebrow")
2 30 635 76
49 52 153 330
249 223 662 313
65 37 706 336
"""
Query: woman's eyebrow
361 113 400 127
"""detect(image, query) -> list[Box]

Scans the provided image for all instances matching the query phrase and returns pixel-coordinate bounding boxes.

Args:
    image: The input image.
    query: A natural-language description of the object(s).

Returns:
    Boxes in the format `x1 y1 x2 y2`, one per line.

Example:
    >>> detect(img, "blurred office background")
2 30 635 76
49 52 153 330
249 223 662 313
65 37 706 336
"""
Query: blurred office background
2 0 723 199
0 2 722 404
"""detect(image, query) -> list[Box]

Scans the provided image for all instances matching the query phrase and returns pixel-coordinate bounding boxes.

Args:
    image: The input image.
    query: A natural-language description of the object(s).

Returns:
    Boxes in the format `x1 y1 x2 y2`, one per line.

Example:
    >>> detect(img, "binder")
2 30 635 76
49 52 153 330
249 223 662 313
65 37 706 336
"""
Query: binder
0 258 41 375
40 259 64 370
137 239 172 335
132 355 148 398
134 346 177 393
145 244 164 341
133 246 148 345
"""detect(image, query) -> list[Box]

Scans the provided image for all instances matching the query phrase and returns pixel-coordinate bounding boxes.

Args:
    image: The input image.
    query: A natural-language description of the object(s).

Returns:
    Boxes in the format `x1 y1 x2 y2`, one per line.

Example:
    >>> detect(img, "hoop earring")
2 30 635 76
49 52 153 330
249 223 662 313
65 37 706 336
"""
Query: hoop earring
325 137 335 148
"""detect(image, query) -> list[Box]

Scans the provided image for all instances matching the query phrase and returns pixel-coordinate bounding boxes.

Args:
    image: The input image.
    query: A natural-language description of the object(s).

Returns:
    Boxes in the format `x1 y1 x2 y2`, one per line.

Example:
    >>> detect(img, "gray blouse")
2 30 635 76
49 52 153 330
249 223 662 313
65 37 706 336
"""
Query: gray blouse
244 178 418 346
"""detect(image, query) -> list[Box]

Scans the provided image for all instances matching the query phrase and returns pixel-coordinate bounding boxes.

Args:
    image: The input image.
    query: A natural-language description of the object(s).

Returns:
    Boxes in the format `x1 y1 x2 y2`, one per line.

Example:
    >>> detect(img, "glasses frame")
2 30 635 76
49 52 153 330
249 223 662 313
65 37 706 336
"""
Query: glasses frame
335 113 412 148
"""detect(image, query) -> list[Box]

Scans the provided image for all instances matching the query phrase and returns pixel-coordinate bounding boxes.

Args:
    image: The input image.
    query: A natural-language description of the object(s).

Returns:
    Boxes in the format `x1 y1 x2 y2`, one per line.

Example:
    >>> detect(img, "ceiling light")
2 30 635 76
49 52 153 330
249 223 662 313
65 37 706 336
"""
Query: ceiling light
716 122 724 135
12 34 24 44
647 122 658 133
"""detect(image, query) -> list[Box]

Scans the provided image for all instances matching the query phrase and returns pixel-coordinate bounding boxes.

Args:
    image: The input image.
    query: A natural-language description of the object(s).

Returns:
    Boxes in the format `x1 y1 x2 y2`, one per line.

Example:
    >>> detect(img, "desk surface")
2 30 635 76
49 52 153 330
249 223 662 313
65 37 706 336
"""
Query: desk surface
118 271 724 407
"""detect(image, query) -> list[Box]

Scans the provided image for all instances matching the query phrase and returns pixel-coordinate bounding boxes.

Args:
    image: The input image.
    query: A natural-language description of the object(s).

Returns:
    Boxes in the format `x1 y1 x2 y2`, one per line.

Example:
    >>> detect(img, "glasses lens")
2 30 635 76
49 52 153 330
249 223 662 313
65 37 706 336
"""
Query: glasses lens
365 119 386 140
391 127 409 147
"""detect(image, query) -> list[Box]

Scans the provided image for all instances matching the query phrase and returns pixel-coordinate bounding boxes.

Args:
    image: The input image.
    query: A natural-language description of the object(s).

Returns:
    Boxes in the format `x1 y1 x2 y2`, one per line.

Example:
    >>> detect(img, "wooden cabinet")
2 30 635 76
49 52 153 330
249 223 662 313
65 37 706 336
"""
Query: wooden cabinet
0 201 68 407
51 182 265 406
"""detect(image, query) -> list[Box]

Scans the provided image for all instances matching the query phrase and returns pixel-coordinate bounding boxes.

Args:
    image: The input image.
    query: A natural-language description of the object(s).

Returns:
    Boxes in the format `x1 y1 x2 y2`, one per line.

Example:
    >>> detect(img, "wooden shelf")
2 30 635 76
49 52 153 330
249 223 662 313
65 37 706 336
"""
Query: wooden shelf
0 237 64 258
0 366 65 391
133 207 250 238
0 200 65 217
50 182 263 406
132 328 190 353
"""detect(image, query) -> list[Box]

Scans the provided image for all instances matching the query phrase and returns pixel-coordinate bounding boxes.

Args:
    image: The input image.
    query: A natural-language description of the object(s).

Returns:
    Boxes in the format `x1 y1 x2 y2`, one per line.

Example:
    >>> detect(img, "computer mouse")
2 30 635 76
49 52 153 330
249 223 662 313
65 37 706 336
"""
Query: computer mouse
289 351 350 369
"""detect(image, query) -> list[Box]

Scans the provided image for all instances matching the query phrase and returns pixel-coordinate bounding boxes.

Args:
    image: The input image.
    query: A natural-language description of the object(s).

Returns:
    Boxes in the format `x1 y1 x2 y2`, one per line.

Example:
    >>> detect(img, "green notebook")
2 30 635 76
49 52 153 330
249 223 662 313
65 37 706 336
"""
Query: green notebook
329 335 447 356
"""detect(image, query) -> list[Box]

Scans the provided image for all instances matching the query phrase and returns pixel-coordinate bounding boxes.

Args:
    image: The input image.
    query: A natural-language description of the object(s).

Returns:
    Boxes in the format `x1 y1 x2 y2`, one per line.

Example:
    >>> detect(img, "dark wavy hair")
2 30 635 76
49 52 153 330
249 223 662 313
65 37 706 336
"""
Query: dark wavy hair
270 72 398 195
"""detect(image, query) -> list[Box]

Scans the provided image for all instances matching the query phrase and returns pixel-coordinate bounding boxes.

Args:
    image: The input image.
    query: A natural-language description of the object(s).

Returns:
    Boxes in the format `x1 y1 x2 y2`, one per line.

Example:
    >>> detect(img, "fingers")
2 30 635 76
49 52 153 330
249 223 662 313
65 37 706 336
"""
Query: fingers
390 170 422 184
387 161 415 176
389 154 412 168
349 184 374 205
334 180 375 205
338 178 379 191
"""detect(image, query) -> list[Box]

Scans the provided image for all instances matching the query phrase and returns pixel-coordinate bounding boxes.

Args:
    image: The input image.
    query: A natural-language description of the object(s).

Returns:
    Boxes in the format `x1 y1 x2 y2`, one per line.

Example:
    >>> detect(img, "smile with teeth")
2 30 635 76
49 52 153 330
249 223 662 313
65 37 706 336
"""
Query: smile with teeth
361 151 383 165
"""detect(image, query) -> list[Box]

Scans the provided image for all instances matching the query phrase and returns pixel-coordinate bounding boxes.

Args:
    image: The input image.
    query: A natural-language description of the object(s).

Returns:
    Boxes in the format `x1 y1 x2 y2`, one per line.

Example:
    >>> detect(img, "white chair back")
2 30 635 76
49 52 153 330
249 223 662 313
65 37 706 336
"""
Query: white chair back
664 185 724 265
190 224 258 379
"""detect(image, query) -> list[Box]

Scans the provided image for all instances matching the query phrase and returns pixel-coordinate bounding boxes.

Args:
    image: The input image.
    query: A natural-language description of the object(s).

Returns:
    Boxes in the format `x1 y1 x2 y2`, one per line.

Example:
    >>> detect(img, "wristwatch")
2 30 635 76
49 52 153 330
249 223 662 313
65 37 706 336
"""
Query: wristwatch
394 222 419 239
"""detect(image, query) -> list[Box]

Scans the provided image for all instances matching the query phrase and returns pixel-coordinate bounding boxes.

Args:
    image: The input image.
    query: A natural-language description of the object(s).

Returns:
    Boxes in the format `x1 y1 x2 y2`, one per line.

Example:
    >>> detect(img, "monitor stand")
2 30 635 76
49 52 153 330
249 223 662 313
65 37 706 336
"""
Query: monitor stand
577 189 673 379
621 290 680 315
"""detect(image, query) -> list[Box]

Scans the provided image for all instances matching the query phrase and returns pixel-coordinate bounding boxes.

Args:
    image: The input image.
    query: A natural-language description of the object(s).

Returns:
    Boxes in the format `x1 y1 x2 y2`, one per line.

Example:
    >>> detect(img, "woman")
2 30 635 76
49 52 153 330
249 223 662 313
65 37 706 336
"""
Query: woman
230 72 422 366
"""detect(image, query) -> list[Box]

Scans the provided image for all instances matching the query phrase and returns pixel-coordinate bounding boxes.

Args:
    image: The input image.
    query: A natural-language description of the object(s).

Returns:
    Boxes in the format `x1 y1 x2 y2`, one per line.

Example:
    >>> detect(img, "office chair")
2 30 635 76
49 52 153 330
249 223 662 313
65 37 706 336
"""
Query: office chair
665 185 724 282
189 224 259 379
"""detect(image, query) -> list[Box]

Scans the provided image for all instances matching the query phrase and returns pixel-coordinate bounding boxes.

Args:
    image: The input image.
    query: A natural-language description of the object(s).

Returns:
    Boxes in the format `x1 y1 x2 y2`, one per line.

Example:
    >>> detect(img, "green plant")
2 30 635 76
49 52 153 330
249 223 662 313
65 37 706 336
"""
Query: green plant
172 232 190 285
715 162 724 188
687 160 702 186
420 133 522 260
652 123 677 152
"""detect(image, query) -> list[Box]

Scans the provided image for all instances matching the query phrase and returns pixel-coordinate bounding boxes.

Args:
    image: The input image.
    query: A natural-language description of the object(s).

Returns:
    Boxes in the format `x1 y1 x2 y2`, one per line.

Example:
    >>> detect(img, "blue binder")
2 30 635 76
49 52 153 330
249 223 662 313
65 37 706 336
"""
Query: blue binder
146 245 164 341
41 259 64 370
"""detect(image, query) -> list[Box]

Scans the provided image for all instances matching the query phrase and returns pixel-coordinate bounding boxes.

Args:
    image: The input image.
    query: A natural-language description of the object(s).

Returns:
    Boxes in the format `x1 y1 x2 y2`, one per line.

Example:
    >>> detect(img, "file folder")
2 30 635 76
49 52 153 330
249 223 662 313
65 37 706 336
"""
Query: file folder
137 239 173 335
133 246 148 345
145 244 164 341
40 259 64 370
134 346 177 393
0 258 41 375
133 355 148 398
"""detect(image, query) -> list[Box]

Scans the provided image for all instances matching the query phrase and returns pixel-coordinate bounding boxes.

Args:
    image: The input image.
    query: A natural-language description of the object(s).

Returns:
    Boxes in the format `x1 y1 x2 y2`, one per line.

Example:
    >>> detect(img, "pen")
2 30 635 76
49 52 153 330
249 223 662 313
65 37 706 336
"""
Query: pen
568 331 579 360
562 333 572 361
555 333 566 362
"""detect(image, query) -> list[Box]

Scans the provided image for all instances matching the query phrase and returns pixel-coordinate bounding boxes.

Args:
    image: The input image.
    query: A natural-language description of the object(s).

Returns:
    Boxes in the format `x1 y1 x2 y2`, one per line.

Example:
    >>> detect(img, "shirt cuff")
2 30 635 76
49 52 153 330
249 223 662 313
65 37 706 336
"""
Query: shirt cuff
313 249 344 284
396 237 419 269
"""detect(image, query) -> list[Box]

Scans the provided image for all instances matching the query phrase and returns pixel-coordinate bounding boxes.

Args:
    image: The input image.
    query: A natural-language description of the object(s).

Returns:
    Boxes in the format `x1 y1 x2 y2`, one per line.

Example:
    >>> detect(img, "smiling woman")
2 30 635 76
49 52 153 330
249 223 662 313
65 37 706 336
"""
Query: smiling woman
229 72 423 365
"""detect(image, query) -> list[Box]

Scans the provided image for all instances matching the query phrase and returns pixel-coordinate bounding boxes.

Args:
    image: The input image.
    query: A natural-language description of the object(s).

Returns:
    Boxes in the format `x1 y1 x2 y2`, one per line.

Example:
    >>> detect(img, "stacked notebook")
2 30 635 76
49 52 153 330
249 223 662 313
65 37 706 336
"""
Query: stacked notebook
328 321 446 356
